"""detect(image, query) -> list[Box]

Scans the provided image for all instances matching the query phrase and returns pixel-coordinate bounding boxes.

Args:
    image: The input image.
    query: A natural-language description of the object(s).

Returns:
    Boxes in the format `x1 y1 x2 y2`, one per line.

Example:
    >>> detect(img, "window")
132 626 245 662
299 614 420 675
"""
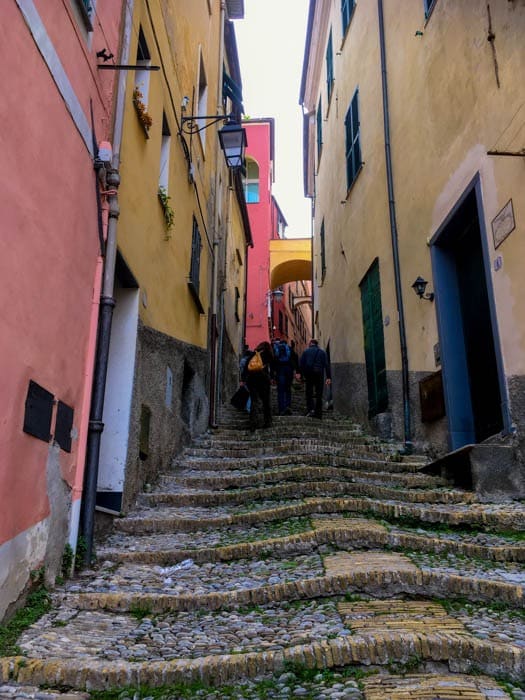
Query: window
326 30 334 102
341 0 355 37
243 157 260 203
188 217 204 313
234 287 240 322
423 0 437 18
75 0 94 31
135 27 151 106
316 97 323 163
159 113 171 192
344 89 361 190
197 54 208 146
320 220 326 281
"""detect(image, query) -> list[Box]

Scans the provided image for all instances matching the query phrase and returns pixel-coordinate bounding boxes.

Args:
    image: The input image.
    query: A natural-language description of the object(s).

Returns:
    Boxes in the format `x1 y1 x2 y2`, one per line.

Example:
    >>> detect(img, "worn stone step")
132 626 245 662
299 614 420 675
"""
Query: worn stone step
172 453 428 474
101 513 525 564
136 490 524 533
172 470 463 504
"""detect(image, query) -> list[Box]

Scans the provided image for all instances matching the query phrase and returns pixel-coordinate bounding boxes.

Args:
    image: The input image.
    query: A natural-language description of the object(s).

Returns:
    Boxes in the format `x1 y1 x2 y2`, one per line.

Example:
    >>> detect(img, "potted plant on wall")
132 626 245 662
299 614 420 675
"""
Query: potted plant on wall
132 87 153 136
158 186 175 239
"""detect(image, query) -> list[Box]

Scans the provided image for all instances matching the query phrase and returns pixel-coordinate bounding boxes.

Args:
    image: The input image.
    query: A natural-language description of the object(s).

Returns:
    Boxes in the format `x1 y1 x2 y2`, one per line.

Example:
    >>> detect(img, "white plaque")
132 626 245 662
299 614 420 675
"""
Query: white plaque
492 199 515 249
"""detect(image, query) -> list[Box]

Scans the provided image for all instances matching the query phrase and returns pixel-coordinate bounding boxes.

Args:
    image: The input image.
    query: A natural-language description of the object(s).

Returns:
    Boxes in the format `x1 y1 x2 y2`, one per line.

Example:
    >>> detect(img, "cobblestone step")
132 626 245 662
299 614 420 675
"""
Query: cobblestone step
2 410 524 697
172 453 428 473
138 489 524 532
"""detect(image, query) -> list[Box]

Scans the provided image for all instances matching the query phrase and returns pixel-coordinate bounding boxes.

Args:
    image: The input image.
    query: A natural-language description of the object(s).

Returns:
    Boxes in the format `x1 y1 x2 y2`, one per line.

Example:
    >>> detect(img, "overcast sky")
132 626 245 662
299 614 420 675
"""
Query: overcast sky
234 0 311 239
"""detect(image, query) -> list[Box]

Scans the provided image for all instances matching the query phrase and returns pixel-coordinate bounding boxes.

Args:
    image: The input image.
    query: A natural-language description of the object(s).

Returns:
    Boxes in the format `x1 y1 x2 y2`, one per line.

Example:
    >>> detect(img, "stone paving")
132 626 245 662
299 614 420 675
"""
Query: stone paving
1 404 525 699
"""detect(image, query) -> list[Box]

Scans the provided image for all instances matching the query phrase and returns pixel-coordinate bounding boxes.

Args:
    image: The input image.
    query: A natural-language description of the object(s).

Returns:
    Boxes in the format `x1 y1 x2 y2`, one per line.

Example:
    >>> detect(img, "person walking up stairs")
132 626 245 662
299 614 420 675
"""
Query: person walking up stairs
1 410 524 699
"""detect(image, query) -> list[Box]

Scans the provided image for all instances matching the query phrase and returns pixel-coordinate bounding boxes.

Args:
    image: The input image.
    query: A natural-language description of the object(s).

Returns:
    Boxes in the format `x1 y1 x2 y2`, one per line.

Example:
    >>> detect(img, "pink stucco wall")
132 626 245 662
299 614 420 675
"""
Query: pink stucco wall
0 1 121 549
244 121 274 349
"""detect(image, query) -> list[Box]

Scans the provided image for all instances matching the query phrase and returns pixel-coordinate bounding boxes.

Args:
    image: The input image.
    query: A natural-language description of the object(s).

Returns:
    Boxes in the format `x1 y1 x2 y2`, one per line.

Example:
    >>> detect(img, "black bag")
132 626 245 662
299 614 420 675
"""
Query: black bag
230 384 250 410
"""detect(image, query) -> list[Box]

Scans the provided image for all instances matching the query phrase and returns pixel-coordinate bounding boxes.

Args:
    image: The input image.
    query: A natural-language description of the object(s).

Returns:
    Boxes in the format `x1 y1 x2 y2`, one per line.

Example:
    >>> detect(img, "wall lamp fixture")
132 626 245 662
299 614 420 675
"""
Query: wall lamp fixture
411 276 435 301
179 113 247 169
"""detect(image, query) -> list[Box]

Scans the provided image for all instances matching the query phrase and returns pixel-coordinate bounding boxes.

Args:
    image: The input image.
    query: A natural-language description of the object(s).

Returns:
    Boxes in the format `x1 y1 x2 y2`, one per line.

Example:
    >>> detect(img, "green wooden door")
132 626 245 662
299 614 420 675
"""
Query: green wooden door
360 259 388 417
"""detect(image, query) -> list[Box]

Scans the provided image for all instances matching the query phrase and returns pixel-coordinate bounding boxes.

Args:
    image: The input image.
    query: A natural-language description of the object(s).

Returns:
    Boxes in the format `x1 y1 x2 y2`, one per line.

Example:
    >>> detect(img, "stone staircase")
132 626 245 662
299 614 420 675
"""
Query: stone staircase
1 403 524 699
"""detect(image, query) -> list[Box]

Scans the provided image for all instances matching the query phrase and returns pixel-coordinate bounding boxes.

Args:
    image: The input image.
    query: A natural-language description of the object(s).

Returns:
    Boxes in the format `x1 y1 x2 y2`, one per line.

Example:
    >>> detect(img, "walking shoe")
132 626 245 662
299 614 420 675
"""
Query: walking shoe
304 410 314 417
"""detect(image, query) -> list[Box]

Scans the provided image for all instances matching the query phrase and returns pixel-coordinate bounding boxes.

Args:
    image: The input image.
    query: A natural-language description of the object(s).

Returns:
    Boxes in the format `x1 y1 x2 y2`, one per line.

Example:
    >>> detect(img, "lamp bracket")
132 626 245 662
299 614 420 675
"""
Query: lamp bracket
180 113 233 135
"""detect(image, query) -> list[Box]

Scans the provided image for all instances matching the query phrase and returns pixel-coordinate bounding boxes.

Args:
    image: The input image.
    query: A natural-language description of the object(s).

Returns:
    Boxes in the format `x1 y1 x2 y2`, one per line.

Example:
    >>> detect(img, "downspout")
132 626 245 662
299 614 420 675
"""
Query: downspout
81 0 134 563
209 0 227 428
377 0 412 452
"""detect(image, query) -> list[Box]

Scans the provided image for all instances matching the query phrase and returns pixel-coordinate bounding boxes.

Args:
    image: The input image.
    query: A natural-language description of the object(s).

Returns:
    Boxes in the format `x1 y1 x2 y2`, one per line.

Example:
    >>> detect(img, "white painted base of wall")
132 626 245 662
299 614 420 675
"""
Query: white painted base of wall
0 518 48 621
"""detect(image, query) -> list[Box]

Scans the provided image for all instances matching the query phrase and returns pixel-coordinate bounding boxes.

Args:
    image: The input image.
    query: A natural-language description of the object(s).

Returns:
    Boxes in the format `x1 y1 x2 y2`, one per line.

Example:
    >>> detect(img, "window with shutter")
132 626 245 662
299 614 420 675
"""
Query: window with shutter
423 0 437 18
320 220 326 282
341 0 355 37
316 97 323 164
188 217 204 314
326 30 334 102
345 89 361 190
360 258 388 417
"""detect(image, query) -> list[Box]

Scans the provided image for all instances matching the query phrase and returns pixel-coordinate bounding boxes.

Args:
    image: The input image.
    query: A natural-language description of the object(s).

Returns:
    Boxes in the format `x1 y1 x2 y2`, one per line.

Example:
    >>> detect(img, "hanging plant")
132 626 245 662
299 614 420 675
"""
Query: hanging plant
158 186 175 237
132 87 153 132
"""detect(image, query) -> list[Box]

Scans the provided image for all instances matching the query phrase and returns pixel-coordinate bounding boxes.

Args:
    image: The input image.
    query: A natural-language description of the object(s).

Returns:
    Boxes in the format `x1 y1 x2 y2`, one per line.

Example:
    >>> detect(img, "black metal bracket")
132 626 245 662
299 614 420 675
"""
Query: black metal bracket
97 64 160 71
180 113 232 135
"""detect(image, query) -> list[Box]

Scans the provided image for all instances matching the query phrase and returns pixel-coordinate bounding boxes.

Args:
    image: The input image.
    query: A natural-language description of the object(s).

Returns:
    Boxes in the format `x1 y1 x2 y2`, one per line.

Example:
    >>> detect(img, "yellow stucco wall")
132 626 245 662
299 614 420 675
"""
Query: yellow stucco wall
269 238 312 289
304 0 525 375
117 0 232 348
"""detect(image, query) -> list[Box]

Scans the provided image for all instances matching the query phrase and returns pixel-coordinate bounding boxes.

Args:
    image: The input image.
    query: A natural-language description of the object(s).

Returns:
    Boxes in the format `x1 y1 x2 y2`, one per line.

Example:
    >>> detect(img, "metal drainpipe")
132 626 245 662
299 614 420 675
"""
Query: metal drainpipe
81 176 119 565
377 0 412 452
81 0 134 563
209 0 227 428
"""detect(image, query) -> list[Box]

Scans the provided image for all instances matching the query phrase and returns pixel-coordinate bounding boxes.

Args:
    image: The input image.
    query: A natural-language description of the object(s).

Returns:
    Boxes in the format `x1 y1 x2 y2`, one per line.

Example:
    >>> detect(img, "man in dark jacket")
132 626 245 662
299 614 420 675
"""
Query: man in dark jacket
299 339 331 419
273 338 294 415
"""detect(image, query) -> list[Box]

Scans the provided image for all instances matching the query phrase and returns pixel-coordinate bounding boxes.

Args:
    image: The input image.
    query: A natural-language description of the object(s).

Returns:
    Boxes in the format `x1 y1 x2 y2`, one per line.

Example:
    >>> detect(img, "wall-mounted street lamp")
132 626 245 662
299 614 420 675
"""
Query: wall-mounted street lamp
179 112 247 170
411 276 435 302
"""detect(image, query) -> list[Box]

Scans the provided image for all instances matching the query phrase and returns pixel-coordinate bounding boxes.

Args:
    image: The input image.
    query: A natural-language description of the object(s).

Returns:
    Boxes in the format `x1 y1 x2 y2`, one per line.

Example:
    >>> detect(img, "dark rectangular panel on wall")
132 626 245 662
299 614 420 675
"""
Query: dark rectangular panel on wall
23 380 54 442
55 401 74 452
419 370 446 422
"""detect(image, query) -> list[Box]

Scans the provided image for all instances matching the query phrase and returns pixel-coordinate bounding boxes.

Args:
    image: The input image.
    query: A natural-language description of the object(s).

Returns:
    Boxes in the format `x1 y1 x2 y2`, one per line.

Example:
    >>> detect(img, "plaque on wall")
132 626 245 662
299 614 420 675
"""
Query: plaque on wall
491 199 515 249
419 370 446 423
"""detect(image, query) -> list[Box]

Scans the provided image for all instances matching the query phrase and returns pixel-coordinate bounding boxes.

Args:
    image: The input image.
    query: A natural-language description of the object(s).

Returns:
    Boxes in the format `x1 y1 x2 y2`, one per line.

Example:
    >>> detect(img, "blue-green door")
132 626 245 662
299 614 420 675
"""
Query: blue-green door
360 259 388 417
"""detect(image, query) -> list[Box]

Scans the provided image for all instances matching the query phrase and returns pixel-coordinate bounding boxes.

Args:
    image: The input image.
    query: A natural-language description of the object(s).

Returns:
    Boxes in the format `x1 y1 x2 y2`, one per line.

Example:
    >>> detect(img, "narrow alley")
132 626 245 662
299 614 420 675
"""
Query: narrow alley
2 1 525 698
1 396 524 698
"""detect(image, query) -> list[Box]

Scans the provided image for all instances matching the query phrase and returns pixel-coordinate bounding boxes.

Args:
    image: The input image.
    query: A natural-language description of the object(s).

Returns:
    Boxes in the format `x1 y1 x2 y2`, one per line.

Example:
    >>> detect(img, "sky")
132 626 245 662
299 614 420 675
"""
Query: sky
234 0 312 239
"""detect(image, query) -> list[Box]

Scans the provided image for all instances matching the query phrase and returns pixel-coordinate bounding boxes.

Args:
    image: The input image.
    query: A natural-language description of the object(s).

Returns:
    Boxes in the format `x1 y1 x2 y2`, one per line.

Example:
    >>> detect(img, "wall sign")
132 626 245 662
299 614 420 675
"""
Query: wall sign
491 199 515 249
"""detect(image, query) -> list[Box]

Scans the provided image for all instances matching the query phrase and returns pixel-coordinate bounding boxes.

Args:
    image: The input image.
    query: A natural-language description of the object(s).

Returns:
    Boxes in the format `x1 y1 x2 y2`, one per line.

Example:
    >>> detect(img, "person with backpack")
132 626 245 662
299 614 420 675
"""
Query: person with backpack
272 337 294 416
299 338 331 419
241 341 274 431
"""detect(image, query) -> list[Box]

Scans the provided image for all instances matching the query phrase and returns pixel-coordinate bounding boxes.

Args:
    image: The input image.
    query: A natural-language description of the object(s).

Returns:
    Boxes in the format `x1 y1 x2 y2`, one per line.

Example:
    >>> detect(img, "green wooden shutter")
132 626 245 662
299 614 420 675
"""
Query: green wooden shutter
316 98 323 162
344 90 361 189
360 259 388 417
326 30 334 101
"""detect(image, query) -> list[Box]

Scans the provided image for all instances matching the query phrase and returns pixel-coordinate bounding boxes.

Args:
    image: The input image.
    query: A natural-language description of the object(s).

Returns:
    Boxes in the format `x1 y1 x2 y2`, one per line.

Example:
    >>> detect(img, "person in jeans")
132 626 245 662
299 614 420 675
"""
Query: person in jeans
299 339 331 419
242 341 274 430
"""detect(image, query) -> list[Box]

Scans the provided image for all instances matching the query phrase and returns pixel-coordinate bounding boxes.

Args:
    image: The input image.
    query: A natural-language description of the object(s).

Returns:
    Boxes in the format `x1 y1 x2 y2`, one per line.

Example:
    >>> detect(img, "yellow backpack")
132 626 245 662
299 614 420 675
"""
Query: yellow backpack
247 350 264 372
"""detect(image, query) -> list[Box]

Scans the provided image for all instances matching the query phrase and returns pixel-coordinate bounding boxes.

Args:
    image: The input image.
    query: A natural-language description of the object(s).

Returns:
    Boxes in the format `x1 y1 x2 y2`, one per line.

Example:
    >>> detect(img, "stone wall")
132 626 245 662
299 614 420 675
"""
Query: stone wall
332 362 449 456
121 322 209 512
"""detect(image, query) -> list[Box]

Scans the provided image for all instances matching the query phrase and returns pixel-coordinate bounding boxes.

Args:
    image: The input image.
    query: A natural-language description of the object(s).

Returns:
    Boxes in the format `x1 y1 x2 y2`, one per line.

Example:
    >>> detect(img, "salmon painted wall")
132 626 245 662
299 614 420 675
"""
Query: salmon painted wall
0 0 122 618
244 120 275 349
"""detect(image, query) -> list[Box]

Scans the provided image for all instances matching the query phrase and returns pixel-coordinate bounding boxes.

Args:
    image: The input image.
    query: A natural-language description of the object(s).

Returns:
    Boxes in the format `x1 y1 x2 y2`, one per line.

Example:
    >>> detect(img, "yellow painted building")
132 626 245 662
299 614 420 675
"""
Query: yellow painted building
96 0 250 513
301 0 525 495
